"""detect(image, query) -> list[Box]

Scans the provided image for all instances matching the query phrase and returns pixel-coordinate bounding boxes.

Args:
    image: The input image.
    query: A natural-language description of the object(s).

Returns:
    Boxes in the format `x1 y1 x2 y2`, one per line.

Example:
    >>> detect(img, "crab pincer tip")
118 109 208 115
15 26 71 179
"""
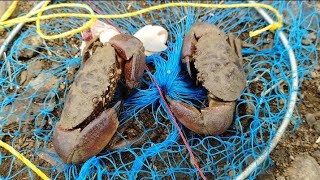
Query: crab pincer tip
185 57 192 78
113 101 122 111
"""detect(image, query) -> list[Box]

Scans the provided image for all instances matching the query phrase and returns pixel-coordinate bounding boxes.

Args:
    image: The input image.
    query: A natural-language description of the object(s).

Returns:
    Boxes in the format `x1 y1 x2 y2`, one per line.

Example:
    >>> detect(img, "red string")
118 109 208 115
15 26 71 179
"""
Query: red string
87 2 206 179
144 66 207 180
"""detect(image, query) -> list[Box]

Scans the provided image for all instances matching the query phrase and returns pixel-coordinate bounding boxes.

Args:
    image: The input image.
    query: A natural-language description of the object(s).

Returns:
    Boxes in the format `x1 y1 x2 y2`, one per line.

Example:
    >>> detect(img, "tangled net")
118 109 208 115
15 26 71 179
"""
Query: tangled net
0 1 318 179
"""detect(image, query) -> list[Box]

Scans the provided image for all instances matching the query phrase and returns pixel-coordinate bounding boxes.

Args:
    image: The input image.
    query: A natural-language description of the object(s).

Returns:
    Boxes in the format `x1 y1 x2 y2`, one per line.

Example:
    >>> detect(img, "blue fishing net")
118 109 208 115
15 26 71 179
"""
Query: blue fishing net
0 1 318 179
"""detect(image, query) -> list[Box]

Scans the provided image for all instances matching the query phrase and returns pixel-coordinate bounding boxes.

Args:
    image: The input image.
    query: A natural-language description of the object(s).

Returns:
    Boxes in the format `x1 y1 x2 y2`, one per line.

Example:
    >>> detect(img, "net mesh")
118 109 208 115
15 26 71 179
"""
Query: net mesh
0 1 318 179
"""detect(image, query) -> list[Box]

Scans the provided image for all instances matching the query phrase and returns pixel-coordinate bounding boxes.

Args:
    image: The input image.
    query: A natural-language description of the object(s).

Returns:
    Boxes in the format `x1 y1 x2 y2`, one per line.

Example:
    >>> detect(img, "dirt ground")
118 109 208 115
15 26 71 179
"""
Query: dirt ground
265 64 320 179
0 1 319 180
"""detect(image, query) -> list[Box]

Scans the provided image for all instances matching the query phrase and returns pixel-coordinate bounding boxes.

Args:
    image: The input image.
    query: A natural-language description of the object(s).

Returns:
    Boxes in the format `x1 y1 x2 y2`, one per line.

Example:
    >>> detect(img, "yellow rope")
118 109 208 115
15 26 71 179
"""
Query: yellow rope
0 1 19 22
0 1 283 179
0 140 50 180
0 2 283 40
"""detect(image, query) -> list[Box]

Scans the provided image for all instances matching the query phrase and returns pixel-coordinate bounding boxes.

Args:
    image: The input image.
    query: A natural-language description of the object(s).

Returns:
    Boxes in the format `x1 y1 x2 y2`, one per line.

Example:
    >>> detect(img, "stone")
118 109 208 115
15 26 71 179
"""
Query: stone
0 99 40 126
28 72 59 101
306 113 316 127
19 70 28 85
19 36 42 59
29 72 58 93
286 153 320 180
305 113 320 134
38 147 64 172
19 59 45 85
314 123 320 134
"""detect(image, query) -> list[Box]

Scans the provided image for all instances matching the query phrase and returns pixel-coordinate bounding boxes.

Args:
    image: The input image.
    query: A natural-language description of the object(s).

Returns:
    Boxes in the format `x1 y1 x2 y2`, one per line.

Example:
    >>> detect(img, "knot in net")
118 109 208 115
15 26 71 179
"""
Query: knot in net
0 1 318 179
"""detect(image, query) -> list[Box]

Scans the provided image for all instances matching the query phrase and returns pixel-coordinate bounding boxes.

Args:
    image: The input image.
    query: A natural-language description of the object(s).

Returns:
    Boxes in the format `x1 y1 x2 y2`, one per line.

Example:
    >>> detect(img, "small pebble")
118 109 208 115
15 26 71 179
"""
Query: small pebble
312 144 318 149
228 170 234 177
305 113 316 127
19 36 43 59
290 155 295 160
59 83 66 90
314 123 320 134
19 70 28 85
19 60 46 86
29 72 58 93
311 71 319 78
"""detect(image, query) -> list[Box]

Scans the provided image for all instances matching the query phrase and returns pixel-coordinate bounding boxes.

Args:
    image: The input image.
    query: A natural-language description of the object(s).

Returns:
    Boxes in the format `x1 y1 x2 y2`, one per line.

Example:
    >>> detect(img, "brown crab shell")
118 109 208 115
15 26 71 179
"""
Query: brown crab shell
59 42 120 130
192 25 247 101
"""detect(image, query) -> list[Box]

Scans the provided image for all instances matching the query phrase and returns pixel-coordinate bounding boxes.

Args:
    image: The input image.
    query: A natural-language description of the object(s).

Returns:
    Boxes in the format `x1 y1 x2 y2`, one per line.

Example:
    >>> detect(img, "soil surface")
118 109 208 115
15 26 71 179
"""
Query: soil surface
0 1 319 180
265 64 320 180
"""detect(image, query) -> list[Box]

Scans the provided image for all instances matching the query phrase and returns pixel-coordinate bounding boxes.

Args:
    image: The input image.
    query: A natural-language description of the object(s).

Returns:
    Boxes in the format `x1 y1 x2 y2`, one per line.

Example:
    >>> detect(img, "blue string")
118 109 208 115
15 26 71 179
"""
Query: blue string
0 0 318 179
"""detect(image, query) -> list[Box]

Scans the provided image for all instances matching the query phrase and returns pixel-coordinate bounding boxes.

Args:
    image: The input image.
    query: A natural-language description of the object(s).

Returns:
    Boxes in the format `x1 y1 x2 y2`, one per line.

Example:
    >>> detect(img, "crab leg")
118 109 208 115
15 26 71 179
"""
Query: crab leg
109 34 146 89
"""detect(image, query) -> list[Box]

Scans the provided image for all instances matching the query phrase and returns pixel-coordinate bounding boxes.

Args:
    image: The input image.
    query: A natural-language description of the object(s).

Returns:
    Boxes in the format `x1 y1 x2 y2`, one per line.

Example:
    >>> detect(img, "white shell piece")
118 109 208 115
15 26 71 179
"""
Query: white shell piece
134 25 168 56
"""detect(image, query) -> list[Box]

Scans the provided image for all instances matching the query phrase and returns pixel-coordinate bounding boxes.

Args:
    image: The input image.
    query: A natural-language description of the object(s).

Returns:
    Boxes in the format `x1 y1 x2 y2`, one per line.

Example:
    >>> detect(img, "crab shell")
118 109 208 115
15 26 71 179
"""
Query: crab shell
184 22 246 101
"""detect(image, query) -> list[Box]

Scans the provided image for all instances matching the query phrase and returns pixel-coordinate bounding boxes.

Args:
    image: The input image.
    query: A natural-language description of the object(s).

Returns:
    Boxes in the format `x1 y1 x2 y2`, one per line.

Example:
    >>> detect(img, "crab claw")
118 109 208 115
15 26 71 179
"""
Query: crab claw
52 102 120 164
109 34 146 88
134 25 168 56
166 96 235 135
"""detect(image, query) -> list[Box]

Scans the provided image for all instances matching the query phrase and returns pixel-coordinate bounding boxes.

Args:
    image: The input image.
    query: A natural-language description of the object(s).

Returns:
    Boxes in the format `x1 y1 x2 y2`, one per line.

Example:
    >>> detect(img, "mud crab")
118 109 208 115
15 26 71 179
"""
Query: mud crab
166 22 247 135
52 34 145 164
